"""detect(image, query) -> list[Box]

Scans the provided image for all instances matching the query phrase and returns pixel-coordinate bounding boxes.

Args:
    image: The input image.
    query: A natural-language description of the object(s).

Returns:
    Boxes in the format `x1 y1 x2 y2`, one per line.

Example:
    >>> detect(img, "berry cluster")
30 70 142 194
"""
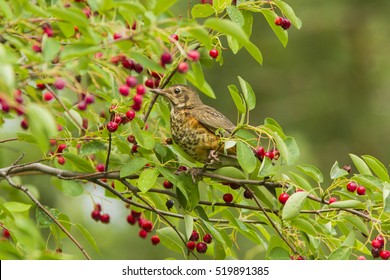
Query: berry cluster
186 230 212 254
127 210 160 245
253 146 280 161
346 181 366 195
274 17 292 30
371 234 389 260
90 203 110 224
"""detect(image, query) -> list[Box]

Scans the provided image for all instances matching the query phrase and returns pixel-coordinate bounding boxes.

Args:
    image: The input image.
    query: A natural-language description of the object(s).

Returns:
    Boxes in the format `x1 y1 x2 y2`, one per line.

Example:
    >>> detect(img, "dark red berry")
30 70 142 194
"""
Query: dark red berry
151 235 160 245
178 62 189 73
170 34 179 42
163 180 173 189
223 193 233 203
126 76 138 88
122 58 135 69
209 49 219 58
127 135 136 144
380 250 390 260
136 84 146 95
281 18 291 30
139 229 148 239
131 103 141 111
243 189 254 199
57 156 65 165
187 241 196 250
85 95 95 104
91 210 101 221
94 203 102 211
264 151 274 160
141 220 153 232
43 26 54 37
160 52 172 65
100 213 110 224
2 229 10 239
371 247 381 258
131 210 141 219
347 181 357 192
375 235 385 248
113 33 122 40
196 242 207 254
229 183 240 190
32 44 41 53
57 143 67 153
189 230 199 241
328 197 337 204
107 121 119 132
77 101 87 111
126 110 136 120
203 233 212 244
119 84 130 96
134 63 143 73
96 163 105 172
357 186 366 195
127 214 136 225
36 83 46 90
20 118 29 129
372 239 382 249
131 144 138 153
254 146 265 159
278 193 290 204
133 94 143 105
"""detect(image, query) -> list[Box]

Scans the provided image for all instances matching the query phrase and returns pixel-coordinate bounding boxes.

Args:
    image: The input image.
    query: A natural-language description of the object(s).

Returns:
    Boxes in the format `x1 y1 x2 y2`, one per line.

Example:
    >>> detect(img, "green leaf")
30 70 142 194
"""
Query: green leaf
226 5 244 26
128 51 165 73
243 40 263 65
282 191 308 220
191 61 205 87
191 4 214 18
284 137 300 165
296 164 324 183
152 0 176 15
57 180 84 197
185 24 212 50
261 9 288 47
42 37 61 62
204 18 248 44
3 202 31 213
329 200 365 209
213 166 246 179
290 217 317 236
139 130 155 150
349 154 372 176
0 200 14 220
60 44 101 60
361 155 389 182
186 72 216 99
266 235 290 259
264 117 284 135
330 161 349 179
184 214 194 240
26 104 57 153
80 141 106 156
342 215 369 236
327 246 351 260
0 0 13 19
237 141 257 174
268 247 291 260
352 174 383 191
63 153 95 172
75 223 101 253
238 76 256 111
157 227 185 255
36 206 59 228
289 172 313 192
138 168 160 193
228 85 245 114
384 182 390 213
274 0 302 29
48 7 89 28
120 158 149 178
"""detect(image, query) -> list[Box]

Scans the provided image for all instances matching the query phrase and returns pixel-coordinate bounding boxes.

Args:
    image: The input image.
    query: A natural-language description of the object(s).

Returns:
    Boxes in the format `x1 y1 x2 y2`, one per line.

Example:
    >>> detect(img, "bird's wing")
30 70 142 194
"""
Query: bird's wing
192 105 236 137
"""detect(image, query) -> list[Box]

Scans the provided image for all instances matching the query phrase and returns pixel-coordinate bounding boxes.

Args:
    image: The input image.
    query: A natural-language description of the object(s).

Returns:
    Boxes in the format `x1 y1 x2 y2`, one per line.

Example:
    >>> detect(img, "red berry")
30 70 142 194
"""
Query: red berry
278 193 290 204
96 163 105 172
141 220 153 232
2 229 10 239
376 235 385 248
187 50 200 61
122 58 135 69
169 34 179 42
85 95 95 104
189 230 199 241
113 33 122 40
131 144 138 153
372 239 382 249
178 62 189 73
380 250 390 260
126 110 136 120
328 197 337 204
271 148 280 159
94 203 102 211
187 241 196 250
107 121 119 132
160 52 172 65
134 63 143 73
136 84 146 95
91 210 101 221
127 135 136 143
274 16 283 26
357 256 366 260
32 44 41 53
127 214 136 225
43 91 54 101
203 233 212 244
145 78 155 89
209 49 219 59
347 181 357 192
223 193 233 203
57 143 67 153
133 94 143 105
119 84 130 96
43 27 54 37
54 78 66 90
131 210 142 219
126 76 138 88
281 18 291 30
357 186 366 195
77 101 87 111
36 83 46 90
131 102 141 111
254 146 265 158
100 213 110 224
371 247 381 258
196 242 207 254
151 235 160 245
139 229 148 239
20 118 29 130
229 183 240 190
264 151 274 160
57 156 65 165
163 180 173 189
243 189 254 199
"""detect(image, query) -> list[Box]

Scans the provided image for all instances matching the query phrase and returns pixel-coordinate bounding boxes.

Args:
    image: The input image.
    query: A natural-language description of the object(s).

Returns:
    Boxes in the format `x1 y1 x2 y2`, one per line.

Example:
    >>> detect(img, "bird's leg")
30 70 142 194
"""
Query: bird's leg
206 149 220 165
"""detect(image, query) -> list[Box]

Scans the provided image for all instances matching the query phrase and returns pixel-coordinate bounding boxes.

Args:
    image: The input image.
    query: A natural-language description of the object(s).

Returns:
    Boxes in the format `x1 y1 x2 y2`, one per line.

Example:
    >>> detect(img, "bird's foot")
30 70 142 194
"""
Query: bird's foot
206 150 220 166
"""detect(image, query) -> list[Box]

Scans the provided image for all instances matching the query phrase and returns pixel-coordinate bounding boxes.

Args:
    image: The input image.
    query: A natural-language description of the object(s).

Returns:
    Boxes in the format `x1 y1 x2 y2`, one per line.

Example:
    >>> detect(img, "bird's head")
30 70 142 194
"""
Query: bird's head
151 84 203 109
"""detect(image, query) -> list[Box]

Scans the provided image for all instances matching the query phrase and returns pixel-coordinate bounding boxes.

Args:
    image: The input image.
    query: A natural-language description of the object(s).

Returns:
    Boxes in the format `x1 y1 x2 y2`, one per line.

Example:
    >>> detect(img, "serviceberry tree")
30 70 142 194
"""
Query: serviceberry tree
0 0 389 260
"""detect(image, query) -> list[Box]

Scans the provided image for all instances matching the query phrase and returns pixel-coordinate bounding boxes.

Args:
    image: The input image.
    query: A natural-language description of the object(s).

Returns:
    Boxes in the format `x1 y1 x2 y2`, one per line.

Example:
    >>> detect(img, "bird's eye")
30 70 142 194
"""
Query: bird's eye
174 88 181 94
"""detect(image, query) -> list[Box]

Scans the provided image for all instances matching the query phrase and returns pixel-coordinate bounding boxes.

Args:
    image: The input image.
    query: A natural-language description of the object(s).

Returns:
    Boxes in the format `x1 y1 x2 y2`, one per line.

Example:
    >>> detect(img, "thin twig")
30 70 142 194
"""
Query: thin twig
104 133 112 172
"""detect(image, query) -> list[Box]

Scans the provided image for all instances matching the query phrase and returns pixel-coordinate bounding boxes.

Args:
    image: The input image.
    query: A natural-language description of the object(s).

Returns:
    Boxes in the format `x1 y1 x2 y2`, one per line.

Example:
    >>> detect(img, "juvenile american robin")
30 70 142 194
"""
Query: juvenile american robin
151 85 237 166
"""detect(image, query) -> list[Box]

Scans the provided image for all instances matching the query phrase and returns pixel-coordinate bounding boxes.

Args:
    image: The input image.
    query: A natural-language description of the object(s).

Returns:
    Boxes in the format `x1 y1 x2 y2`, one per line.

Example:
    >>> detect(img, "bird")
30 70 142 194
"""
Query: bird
151 85 238 167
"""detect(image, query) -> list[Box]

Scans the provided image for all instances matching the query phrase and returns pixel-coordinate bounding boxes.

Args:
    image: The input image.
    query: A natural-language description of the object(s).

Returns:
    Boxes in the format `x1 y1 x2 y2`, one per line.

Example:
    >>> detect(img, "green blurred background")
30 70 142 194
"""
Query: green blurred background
1 0 390 259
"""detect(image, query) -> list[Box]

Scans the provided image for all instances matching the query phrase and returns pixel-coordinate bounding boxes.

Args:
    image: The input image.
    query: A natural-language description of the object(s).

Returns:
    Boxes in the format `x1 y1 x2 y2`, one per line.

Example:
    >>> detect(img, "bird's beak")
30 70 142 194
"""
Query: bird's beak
150 88 167 96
